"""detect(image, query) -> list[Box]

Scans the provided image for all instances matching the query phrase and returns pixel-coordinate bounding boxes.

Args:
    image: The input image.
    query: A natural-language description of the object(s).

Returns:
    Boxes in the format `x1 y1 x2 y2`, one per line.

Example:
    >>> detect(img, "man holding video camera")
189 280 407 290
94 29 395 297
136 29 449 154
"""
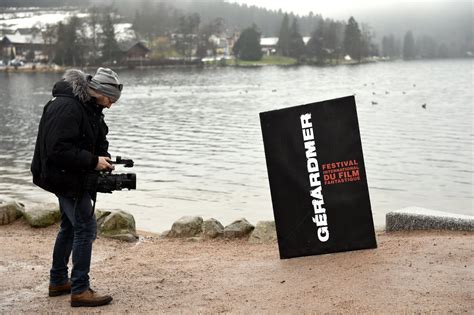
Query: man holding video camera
31 67 122 307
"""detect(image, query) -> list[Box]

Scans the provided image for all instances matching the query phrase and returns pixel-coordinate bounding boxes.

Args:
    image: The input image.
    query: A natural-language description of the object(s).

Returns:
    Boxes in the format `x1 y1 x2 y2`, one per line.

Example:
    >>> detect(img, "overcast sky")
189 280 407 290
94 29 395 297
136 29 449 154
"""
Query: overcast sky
227 0 450 18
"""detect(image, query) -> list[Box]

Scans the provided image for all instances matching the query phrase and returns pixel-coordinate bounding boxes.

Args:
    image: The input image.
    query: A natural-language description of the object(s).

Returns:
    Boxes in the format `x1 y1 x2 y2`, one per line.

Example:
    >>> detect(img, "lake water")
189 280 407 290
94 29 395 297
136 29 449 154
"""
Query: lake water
0 59 472 232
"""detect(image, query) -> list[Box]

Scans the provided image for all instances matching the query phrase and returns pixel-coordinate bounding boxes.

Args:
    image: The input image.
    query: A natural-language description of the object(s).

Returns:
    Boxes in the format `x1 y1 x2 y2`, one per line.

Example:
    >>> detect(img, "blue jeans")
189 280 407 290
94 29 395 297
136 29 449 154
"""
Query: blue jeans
50 193 97 294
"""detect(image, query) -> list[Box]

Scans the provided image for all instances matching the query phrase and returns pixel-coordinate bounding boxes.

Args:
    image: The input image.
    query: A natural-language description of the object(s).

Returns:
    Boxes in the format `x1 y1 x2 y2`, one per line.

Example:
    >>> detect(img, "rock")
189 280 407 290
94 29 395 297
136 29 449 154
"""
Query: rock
23 203 60 228
97 210 138 242
202 218 224 238
0 201 24 225
160 230 171 239
224 218 255 239
168 216 203 238
95 209 112 227
386 207 474 232
249 221 277 243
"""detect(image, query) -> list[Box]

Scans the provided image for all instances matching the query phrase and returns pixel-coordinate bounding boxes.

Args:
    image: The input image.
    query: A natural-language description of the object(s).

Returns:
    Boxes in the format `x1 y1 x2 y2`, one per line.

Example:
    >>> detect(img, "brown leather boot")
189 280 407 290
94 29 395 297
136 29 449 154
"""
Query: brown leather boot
48 280 72 297
70 288 113 307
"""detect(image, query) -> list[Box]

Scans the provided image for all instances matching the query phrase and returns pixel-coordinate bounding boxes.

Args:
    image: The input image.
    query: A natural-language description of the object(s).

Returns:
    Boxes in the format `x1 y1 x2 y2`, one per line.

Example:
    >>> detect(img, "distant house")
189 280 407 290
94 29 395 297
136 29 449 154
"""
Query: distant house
209 35 226 56
1 30 47 60
118 41 151 60
260 37 311 56
260 37 279 55
209 34 238 57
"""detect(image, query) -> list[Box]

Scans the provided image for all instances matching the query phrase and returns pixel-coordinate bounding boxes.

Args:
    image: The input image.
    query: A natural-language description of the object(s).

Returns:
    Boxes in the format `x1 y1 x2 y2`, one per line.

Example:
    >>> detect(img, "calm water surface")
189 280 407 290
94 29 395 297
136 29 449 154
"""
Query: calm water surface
0 59 472 232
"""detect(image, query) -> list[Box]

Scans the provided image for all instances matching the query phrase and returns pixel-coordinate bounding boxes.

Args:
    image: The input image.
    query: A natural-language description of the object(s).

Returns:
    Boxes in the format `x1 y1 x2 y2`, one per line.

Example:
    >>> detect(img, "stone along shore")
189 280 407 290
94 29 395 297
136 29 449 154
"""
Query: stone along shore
0 200 277 243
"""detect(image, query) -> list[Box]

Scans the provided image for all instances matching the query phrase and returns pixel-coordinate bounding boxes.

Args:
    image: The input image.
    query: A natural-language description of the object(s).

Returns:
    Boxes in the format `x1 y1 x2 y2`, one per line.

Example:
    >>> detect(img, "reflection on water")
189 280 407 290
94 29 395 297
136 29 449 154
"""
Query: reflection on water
0 60 472 232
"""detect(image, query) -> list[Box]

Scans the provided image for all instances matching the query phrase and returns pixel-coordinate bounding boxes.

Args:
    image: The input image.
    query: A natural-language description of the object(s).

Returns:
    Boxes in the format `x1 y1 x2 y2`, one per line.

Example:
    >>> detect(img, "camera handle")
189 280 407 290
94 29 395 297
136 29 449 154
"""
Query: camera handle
110 156 134 168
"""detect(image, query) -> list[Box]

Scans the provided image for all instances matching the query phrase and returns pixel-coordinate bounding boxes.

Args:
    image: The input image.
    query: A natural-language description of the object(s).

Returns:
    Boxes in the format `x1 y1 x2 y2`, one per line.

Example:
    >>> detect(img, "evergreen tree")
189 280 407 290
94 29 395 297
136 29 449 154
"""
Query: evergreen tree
343 16 362 61
288 18 305 60
360 23 377 58
67 16 84 66
276 14 290 56
306 20 325 63
132 0 153 41
394 37 402 58
53 22 66 65
133 2 178 42
324 21 339 58
382 35 392 58
100 10 121 63
88 6 100 63
417 35 437 58
381 34 400 59
329 20 346 62
232 24 263 61
132 10 145 39
41 23 57 63
175 13 201 60
53 16 84 66
403 30 416 60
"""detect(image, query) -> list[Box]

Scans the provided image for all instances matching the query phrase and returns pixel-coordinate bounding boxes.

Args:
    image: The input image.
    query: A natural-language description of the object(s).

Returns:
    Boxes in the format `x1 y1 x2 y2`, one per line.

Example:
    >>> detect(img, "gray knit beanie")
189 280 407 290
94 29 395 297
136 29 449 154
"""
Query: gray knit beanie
88 67 122 103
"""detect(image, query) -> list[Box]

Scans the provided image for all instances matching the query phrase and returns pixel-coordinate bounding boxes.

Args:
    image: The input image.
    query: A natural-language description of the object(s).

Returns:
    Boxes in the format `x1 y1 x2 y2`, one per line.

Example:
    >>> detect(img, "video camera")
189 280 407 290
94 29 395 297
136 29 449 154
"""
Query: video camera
84 156 136 193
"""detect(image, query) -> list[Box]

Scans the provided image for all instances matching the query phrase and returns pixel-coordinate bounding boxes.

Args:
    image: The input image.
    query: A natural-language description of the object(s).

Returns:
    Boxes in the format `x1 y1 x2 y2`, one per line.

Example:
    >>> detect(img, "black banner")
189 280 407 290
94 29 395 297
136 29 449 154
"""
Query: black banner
260 96 377 259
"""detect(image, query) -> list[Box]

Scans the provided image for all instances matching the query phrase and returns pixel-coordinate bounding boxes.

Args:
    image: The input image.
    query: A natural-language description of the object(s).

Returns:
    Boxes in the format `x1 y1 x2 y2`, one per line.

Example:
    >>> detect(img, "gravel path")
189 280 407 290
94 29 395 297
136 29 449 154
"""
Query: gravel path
0 219 472 313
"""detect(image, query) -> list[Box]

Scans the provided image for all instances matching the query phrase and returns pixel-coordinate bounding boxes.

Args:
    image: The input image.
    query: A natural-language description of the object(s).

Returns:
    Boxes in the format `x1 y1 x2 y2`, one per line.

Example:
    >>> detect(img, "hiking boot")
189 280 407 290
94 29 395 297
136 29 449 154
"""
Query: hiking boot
48 280 72 297
71 288 113 307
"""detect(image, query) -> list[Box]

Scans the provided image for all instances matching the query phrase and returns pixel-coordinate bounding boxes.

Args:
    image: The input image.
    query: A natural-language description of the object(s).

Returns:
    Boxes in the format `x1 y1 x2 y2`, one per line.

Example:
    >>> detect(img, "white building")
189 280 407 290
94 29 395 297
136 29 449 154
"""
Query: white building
260 37 278 55
260 36 311 55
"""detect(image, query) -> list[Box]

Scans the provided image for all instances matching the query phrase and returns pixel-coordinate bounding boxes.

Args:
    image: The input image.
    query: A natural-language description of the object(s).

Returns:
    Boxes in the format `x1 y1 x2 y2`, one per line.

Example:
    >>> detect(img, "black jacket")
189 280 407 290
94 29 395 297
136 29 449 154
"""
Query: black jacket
31 70 110 197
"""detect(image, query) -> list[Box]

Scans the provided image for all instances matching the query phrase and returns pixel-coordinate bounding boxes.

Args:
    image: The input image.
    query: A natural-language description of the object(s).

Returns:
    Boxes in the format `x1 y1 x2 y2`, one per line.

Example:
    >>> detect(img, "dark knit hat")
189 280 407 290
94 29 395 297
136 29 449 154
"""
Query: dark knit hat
88 67 122 103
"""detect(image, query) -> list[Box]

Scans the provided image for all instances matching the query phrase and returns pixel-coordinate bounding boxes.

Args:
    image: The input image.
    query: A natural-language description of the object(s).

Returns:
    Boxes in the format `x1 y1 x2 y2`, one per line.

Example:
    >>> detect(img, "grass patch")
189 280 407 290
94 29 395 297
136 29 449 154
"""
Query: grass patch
233 55 298 66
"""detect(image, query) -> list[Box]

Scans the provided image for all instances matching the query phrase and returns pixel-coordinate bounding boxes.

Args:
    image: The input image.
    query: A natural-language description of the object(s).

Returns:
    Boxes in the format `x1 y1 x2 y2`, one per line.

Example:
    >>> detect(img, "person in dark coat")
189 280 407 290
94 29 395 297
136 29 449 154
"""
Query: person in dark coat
31 68 123 307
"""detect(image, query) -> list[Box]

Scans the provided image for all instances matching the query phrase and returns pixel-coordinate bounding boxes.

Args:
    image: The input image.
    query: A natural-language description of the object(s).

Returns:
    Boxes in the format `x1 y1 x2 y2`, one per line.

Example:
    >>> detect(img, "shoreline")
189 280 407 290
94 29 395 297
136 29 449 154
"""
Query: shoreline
0 57 430 73
0 217 473 313
0 60 381 73
2 57 472 73
1 195 471 235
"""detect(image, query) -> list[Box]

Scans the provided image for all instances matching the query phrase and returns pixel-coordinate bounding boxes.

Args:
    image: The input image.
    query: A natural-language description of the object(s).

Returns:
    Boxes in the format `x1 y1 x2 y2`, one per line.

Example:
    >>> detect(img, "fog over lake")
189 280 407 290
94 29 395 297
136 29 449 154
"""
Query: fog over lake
0 59 472 232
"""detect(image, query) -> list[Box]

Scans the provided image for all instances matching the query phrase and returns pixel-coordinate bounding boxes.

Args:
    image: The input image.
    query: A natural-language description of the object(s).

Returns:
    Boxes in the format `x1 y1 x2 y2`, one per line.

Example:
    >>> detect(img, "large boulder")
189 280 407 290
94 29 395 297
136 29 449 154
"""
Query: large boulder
224 218 255 239
97 210 138 242
95 209 112 227
160 230 171 239
202 218 224 238
168 216 203 238
0 201 24 225
386 207 474 232
249 221 277 243
23 203 60 228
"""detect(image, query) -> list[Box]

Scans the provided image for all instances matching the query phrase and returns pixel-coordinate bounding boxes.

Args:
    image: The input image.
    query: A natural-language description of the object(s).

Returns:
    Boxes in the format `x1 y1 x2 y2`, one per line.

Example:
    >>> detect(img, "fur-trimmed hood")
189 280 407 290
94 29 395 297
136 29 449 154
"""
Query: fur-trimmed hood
52 69 91 103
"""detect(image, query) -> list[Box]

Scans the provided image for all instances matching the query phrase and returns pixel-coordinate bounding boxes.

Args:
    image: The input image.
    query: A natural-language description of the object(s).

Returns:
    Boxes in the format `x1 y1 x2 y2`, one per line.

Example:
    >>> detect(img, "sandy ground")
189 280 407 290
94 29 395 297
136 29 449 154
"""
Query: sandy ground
0 218 472 314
